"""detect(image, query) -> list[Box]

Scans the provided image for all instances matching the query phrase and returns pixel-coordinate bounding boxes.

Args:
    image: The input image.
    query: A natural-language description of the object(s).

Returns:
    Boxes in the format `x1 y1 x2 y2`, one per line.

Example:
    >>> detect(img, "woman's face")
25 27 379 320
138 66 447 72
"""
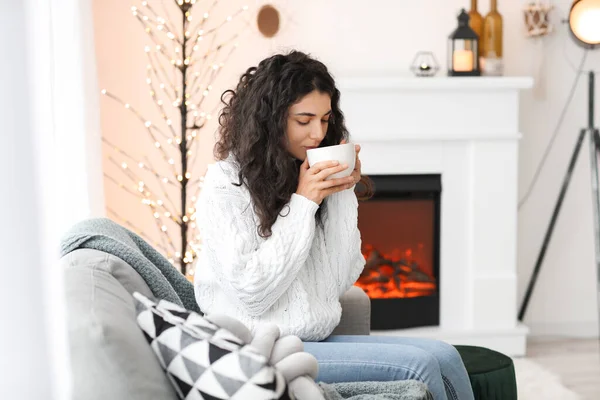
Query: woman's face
285 90 332 160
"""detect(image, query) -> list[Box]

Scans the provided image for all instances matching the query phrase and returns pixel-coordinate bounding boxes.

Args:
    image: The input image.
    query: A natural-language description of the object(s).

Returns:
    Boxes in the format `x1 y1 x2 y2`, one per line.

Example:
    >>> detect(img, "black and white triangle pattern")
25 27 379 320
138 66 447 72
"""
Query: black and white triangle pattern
134 292 290 400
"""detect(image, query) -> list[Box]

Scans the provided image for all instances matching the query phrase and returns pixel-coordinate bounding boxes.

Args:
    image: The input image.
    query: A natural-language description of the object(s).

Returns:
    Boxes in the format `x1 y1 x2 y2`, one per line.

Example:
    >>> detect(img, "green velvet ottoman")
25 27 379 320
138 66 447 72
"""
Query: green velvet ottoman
454 345 517 400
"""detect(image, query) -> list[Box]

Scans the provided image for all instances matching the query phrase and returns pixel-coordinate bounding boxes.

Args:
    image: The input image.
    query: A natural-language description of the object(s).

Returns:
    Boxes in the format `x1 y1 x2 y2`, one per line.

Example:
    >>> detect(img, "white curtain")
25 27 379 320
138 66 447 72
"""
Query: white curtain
0 0 104 399
29 0 105 234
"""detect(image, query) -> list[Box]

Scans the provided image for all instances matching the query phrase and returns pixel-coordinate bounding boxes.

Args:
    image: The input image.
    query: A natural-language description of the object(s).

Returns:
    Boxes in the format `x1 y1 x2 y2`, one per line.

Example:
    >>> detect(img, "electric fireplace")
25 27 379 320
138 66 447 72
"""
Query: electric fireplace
356 174 441 330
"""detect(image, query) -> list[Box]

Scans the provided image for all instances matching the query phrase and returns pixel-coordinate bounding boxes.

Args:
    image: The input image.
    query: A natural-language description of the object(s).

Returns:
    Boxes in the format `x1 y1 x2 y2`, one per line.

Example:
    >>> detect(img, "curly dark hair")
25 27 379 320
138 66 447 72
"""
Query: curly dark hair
215 50 372 237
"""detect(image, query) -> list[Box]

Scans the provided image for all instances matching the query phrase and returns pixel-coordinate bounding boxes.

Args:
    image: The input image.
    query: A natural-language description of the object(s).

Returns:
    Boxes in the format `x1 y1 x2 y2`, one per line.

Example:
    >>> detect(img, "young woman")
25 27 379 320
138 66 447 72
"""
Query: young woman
194 50 474 400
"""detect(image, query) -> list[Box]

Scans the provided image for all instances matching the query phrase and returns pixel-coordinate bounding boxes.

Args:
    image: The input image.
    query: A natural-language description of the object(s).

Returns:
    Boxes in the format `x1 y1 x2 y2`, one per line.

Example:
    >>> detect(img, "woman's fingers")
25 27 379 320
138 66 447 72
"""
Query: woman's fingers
314 163 349 181
308 160 339 175
300 157 310 171
322 181 354 197
319 175 355 189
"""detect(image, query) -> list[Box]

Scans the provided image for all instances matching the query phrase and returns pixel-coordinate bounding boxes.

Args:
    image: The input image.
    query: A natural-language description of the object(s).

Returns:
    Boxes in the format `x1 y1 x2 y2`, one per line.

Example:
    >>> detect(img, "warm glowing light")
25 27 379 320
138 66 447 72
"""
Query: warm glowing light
105 0 246 276
569 0 600 45
355 245 437 299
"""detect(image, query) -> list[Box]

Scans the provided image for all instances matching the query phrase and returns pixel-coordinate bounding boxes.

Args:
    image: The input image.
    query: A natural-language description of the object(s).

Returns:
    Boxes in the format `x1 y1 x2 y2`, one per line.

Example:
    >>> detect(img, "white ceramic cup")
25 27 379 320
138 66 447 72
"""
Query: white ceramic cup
306 143 356 180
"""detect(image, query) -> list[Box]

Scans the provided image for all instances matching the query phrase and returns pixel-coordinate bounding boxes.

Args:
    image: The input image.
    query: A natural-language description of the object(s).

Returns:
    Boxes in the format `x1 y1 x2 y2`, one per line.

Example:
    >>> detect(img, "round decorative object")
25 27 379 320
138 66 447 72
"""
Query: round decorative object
523 1 554 38
410 52 440 77
569 0 600 48
257 4 280 38
454 345 518 400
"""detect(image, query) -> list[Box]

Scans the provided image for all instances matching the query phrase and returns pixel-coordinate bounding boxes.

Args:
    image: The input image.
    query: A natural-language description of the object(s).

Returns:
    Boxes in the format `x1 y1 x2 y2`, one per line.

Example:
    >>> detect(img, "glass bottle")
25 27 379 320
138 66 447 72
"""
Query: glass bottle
468 0 483 55
481 0 503 76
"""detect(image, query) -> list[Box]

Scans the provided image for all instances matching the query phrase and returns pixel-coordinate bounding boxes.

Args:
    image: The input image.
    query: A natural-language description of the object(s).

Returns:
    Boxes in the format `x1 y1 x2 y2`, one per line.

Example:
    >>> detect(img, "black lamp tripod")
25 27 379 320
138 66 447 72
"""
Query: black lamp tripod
519 0 600 321
518 69 600 321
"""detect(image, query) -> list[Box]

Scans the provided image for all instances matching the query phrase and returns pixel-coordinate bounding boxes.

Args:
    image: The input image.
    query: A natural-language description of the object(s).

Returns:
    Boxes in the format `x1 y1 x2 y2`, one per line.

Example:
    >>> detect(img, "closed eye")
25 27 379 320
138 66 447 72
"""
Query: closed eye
297 118 330 126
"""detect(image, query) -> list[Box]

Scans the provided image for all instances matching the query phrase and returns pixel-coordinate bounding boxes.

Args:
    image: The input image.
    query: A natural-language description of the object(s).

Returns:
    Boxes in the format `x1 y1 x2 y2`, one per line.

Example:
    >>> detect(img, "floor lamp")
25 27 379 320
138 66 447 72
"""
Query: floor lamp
519 0 600 321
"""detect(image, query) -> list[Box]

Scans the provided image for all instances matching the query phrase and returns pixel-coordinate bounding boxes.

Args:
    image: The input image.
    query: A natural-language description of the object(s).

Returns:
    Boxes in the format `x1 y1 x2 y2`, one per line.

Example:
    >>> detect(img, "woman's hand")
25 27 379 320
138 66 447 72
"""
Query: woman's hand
296 159 356 205
341 140 362 185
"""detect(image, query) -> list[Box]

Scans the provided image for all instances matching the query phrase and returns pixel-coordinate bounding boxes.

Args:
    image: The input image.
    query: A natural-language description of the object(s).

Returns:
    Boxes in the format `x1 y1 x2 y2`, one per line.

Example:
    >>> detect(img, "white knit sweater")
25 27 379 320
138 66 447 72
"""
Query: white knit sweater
193 158 365 341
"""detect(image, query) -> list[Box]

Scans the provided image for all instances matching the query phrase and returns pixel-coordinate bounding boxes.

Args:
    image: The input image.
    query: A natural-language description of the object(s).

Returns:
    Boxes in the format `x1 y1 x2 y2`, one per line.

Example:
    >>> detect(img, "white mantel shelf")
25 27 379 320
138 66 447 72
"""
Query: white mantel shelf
338 76 533 147
339 76 533 357
337 76 534 91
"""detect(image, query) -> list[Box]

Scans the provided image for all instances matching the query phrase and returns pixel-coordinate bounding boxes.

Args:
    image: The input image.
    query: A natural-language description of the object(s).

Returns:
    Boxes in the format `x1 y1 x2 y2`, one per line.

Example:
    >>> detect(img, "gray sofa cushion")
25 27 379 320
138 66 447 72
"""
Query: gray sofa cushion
63 249 177 400
331 286 371 336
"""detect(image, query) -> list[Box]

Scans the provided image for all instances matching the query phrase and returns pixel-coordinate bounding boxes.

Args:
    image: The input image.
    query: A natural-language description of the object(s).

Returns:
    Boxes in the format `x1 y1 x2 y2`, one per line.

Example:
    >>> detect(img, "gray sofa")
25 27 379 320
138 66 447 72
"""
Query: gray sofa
62 248 371 400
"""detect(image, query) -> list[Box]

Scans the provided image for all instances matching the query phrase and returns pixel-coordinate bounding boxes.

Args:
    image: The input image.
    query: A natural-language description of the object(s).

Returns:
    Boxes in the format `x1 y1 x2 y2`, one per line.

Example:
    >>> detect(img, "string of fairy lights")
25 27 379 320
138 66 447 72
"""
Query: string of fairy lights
102 0 249 276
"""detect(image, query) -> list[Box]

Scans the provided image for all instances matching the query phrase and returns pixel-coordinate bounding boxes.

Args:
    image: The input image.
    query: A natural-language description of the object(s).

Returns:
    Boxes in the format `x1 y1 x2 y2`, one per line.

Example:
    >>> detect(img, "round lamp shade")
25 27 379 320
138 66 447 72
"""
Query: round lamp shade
569 0 600 47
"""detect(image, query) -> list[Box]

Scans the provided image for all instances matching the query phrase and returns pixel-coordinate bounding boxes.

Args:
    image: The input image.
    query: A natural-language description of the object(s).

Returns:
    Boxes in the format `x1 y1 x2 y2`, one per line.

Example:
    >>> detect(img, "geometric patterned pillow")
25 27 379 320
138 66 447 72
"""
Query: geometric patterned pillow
133 292 291 400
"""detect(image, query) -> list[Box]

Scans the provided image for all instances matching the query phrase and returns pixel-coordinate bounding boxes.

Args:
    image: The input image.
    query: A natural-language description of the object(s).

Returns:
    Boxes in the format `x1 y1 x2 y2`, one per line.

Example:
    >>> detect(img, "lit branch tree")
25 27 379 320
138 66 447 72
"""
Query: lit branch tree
102 0 249 276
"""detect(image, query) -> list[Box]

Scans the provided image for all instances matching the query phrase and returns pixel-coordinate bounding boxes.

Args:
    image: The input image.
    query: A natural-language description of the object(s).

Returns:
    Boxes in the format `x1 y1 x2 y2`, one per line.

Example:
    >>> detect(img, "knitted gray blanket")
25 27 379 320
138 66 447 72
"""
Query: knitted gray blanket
60 217 200 313
319 381 433 400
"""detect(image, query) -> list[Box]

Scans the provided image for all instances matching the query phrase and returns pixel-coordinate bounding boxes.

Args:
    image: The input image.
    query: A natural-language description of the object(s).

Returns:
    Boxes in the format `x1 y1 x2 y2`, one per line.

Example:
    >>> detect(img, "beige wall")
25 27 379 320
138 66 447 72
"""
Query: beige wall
93 0 600 336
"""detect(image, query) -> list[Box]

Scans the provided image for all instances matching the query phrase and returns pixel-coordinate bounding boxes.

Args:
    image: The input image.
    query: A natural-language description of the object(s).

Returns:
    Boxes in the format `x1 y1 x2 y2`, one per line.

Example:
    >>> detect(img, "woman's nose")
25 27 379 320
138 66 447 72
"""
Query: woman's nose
310 123 326 141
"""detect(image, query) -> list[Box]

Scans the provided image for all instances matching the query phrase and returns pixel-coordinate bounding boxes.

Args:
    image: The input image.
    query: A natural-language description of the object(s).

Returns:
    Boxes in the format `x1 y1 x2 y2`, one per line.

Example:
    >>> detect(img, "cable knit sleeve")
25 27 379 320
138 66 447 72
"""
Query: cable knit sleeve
196 165 319 317
322 188 366 297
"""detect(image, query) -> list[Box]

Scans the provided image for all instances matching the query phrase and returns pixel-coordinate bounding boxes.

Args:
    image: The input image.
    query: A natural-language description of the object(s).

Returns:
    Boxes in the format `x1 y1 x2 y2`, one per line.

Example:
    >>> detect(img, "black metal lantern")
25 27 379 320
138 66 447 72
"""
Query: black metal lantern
448 9 480 76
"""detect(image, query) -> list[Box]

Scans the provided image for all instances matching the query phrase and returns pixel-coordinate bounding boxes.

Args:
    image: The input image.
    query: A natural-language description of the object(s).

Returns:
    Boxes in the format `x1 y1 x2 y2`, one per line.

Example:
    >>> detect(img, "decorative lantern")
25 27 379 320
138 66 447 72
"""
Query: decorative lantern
410 51 440 77
448 9 480 76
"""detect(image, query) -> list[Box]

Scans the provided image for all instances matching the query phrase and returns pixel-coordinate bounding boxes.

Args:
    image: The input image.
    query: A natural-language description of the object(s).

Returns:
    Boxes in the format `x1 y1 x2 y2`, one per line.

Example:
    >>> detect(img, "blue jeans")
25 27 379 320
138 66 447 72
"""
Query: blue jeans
303 335 474 400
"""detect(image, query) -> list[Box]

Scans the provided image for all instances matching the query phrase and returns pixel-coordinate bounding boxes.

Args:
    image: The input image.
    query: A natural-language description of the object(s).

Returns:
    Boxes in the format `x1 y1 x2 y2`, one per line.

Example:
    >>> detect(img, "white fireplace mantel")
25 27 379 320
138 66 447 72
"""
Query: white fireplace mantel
338 76 533 356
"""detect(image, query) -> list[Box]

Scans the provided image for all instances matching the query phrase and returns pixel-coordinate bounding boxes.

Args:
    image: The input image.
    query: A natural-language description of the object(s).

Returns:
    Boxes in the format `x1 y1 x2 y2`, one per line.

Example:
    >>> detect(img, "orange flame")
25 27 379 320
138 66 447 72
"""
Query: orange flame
355 245 437 299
